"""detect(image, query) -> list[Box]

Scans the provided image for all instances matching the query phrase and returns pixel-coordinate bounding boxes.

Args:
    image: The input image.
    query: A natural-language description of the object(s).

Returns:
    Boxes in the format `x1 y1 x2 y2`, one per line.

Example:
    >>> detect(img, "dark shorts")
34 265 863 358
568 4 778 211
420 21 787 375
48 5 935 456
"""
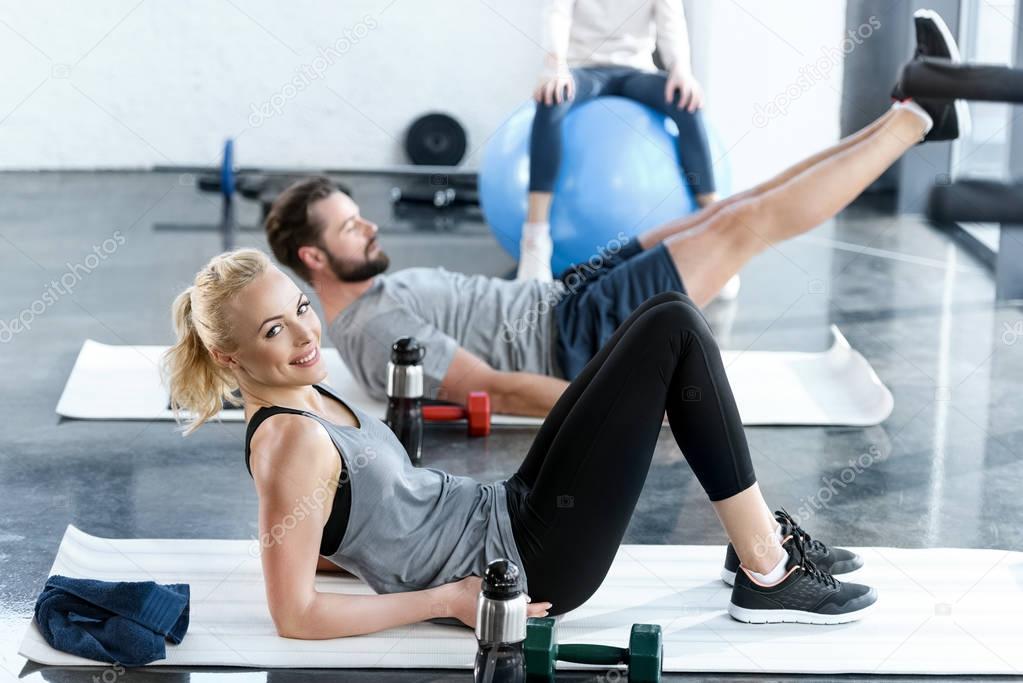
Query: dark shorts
552 239 687 380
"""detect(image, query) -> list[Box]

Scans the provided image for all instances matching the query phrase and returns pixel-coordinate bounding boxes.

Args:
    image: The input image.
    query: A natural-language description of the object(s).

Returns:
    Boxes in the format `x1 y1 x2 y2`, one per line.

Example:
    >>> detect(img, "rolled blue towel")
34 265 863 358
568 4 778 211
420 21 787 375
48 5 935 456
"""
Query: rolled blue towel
34 575 190 666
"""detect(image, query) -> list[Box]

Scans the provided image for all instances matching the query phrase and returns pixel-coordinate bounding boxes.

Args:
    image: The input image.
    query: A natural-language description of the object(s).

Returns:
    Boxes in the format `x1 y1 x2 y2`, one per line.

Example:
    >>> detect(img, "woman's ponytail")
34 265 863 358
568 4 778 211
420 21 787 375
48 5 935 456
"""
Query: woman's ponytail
162 249 271 435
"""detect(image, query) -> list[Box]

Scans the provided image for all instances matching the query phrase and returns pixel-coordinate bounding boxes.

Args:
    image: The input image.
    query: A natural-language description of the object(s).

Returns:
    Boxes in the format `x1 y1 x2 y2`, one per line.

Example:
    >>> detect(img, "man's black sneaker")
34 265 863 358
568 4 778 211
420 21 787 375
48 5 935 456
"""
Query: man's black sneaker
889 9 970 141
913 9 961 61
918 93 966 142
891 9 962 99
720 509 862 586
728 533 878 625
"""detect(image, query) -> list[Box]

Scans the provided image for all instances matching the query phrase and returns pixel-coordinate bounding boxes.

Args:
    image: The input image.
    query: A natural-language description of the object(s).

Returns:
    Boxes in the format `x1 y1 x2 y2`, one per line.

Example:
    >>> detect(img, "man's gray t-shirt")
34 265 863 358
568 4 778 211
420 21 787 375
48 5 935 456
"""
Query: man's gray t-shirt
329 268 563 398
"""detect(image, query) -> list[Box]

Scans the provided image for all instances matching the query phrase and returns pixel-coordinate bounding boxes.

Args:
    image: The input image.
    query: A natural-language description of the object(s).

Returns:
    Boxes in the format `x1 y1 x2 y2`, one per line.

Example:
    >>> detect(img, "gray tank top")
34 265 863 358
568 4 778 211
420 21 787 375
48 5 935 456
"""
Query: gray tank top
244 384 528 595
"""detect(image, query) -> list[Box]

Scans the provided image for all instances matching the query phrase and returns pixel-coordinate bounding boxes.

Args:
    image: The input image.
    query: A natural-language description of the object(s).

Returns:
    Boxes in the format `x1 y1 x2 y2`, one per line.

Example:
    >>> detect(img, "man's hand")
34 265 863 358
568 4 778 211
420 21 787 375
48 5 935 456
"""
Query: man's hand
664 65 704 113
437 576 552 628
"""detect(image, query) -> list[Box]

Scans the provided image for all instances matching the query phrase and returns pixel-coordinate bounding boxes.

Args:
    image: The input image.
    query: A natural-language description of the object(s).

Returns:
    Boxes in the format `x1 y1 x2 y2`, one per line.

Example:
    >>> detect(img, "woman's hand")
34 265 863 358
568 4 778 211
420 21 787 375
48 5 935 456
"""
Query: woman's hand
439 576 553 629
534 66 575 106
664 65 704 113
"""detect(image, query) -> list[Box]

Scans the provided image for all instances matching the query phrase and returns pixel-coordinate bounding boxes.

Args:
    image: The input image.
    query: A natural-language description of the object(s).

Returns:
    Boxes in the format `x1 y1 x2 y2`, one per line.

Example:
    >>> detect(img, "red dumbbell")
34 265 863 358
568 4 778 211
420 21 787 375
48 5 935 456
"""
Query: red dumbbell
422 391 491 436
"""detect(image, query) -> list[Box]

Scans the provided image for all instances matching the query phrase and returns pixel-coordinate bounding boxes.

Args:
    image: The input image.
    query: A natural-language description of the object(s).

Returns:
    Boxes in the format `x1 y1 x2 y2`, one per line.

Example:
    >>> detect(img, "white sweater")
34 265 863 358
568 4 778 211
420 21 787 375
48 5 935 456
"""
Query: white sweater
543 0 692 73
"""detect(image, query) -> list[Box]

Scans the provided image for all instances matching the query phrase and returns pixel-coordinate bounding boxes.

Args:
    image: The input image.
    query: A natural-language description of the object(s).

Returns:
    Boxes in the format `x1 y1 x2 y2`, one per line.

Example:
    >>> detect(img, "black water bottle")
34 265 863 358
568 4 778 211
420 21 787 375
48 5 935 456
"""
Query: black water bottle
474 559 527 683
385 337 424 465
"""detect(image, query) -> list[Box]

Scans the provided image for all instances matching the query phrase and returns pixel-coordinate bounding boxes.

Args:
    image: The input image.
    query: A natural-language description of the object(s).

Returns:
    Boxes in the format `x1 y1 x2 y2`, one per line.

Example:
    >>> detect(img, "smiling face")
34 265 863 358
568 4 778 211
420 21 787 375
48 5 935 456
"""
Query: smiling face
308 192 390 282
215 266 328 389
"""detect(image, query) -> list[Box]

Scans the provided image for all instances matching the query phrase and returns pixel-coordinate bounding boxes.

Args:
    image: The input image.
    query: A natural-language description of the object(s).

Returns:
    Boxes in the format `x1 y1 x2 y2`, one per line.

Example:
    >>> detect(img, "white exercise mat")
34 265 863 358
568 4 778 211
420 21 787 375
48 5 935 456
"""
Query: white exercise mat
56 326 893 427
19 525 1023 675
55 338 539 426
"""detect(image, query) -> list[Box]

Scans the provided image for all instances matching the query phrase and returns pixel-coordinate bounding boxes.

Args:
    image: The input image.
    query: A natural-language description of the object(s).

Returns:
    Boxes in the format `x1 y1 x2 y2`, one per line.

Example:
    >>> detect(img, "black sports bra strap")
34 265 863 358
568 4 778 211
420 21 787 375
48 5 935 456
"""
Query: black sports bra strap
243 385 348 478
244 405 308 478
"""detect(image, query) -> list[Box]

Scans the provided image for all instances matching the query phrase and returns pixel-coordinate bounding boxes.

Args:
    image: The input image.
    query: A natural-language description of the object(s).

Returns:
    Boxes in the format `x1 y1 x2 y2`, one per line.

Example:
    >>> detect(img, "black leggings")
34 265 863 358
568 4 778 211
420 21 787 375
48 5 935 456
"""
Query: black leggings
505 292 756 614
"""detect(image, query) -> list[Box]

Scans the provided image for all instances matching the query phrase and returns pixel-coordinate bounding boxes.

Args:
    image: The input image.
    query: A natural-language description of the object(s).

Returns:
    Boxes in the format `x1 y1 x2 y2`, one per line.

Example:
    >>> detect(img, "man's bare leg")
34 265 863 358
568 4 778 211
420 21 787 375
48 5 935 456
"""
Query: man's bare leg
637 109 897 249
667 106 928 307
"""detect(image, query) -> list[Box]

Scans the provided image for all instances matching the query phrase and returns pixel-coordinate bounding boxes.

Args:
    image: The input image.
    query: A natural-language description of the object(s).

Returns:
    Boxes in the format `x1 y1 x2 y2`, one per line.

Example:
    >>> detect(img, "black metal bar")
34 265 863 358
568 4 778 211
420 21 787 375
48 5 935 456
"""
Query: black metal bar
927 178 1023 224
902 57 1023 103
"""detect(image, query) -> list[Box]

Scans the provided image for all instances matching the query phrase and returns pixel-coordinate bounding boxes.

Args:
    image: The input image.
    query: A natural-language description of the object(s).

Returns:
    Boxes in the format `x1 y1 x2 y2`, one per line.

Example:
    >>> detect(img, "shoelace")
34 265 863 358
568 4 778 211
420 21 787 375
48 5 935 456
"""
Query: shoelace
776 508 828 556
789 531 838 589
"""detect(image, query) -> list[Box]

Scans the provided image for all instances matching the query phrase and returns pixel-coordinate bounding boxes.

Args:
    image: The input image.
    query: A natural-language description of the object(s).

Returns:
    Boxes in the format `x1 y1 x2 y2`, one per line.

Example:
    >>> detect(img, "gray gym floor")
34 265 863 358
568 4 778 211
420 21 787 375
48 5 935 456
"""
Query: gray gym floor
1 171 1022 682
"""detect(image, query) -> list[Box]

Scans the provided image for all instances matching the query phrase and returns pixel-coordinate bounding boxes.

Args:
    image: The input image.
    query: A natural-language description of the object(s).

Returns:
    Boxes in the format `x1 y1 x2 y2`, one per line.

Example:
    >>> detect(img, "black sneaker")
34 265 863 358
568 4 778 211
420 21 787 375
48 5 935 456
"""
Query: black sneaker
728 533 878 625
891 9 962 99
913 9 961 61
720 509 862 586
917 94 967 142
890 9 970 142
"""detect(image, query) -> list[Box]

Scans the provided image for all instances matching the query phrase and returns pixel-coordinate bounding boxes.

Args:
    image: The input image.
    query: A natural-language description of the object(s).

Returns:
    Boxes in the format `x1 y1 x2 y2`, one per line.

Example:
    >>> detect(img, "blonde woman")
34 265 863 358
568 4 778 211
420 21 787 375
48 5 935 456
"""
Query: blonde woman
164 248 876 637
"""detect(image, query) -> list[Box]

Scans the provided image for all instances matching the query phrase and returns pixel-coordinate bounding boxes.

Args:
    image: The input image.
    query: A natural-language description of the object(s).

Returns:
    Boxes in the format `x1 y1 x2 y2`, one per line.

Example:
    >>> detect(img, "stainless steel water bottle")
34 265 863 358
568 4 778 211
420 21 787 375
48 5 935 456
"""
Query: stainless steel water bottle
474 559 527 683
385 337 424 465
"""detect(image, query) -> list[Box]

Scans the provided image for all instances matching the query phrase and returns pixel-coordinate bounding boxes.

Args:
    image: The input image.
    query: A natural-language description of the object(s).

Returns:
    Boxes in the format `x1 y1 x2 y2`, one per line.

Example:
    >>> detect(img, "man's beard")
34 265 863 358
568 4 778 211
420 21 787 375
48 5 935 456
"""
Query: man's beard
324 241 390 282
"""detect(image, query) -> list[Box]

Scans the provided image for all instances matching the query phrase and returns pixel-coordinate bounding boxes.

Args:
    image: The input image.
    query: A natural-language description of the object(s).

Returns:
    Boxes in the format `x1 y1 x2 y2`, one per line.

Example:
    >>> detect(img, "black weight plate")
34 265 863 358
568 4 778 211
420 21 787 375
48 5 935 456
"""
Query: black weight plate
405 113 467 166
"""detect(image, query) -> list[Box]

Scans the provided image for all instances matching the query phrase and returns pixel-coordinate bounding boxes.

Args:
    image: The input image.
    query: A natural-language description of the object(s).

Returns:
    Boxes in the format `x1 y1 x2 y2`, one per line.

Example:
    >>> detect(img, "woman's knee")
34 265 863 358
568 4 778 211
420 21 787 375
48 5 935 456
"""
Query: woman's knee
666 105 706 128
613 292 688 334
533 99 572 126
639 291 698 317
639 296 714 341
637 290 688 312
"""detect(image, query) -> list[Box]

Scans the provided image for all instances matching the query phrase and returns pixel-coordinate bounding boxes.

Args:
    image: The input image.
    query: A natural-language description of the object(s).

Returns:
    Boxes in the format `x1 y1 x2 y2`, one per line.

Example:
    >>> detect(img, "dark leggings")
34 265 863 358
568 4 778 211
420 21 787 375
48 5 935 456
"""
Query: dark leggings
529 66 716 196
505 292 756 615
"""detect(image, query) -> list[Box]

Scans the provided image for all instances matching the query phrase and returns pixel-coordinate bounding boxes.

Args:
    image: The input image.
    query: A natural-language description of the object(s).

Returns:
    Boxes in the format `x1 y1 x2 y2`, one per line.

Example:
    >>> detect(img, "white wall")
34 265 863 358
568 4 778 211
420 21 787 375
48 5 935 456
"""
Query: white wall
687 0 849 191
0 0 847 179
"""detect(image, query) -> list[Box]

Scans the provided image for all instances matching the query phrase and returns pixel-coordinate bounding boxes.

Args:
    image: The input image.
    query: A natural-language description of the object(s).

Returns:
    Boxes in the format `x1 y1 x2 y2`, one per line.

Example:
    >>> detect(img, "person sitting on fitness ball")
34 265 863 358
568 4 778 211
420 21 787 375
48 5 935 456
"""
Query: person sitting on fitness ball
521 0 717 282
166 248 876 633
263 10 964 424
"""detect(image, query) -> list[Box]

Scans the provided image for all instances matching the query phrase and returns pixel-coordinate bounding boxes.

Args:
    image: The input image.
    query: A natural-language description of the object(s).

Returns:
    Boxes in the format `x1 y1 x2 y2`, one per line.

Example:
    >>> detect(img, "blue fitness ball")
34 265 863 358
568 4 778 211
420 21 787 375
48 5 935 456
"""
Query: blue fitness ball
480 96 730 274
